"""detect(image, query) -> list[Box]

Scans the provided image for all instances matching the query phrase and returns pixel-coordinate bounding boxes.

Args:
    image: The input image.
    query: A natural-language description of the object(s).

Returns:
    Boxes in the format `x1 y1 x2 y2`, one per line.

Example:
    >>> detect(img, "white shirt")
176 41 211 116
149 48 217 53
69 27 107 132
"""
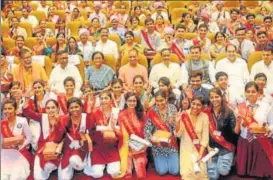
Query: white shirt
173 39 193 56
48 64 82 93
211 10 230 22
20 15 39 29
149 62 182 89
240 101 273 139
251 60 273 94
89 12 107 27
198 21 220 34
216 58 249 93
77 41 94 62
180 60 216 84
221 87 244 109
95 39 119 61
230 39 255 60
140 30 161 52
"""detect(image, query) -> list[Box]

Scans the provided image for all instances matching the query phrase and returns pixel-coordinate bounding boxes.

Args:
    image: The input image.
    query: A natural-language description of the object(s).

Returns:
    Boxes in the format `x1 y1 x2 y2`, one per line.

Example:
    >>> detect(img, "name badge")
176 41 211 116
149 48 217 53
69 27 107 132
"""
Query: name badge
213 131 221 137
193 139 199 145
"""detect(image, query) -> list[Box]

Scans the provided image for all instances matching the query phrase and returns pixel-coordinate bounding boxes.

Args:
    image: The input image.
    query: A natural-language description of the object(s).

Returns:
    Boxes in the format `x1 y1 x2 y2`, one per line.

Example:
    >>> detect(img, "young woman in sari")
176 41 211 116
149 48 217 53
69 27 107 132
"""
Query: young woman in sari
55 18 71 38
84 91 121 178
23 99 65 180
133 75 154 110
57 77 82 115
46 6 59 24
236 82 273 178
1 99 33 180
9 35 27 57
66 37 83 58
204 88 240 179
144 90 179 176
116 92 148 178
175 95 209 180
210 32 227 60
33 31 53 56
180 12 197 33
155 15 168 38
52 33 67 63
120 31 145 57
59 97 94 180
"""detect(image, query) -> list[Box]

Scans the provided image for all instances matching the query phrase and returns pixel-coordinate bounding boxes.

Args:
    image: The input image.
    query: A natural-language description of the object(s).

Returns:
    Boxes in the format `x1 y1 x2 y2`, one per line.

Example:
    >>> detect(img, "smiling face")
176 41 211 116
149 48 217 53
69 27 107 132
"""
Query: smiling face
216 33 225 43
190 99 203 115
129 50 138 66
125 33 134 44
99 93 111 109
209 91 222 108
159 82 169 94
10 84 21 99
155 95 167 110
133 77 144 93
190 76 202 90
100 28 109 41
112 82 123 95
57 33 65 44
217 75 228 90
33 82 45 97
93 53 103 67
190 48 201 61
68 102 82 117
21 51 32 69
255 77 267 90
245 85 258 104
126 95 137 109
64 80 75 95
3 103 16 119
45 101 59 117
15 37 24 48
198 27 208 38
58 53 68 69
69 38 77 49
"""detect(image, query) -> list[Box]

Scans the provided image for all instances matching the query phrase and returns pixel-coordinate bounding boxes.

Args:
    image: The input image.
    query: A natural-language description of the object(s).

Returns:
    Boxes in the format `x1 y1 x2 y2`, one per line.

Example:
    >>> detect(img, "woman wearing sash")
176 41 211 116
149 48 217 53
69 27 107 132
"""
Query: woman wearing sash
1 99 33 180
59 97 94 180
144 90 179 176
204 88 240 179
23 99 65 180
84 91 121 178
236 82 273 178
175 95 209 180
57 77 82 115
116 92 148 179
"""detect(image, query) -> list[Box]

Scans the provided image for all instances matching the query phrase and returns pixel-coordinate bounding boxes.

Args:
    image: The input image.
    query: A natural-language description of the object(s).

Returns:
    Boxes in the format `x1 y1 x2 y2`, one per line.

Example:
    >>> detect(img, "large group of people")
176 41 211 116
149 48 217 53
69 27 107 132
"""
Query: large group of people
1 1 273 180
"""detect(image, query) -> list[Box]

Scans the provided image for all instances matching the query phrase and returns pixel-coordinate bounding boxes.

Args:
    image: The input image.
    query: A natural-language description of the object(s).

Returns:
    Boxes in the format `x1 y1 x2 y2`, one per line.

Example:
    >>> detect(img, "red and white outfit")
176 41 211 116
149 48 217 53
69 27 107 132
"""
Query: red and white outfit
23 107 66 180
1 117 33 180
59 113 94 180
84 108 121 178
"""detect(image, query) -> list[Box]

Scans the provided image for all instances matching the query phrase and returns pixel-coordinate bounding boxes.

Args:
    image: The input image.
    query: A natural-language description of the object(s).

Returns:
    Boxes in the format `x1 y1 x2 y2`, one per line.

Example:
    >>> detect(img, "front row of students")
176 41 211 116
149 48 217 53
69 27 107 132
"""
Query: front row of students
1 82 273 180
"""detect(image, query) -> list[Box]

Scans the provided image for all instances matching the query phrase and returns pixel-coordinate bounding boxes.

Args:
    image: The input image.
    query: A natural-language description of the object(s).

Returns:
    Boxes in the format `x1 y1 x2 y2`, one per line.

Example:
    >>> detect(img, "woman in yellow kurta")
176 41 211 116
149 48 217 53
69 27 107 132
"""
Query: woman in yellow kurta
176 95 209 180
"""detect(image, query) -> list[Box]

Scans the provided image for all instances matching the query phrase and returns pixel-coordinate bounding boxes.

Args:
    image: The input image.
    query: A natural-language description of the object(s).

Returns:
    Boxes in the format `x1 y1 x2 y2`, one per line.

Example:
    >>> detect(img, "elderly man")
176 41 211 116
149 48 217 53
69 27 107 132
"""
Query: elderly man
48 50 82 94
77 28 95 67
216 44 249 94
149 48 182 90
251 47 273 94
88 1 107 27
181 45 215 88
119 48 148 92
12 48 48 91
108 15 126 44
95 28 119 62
230 27 255 61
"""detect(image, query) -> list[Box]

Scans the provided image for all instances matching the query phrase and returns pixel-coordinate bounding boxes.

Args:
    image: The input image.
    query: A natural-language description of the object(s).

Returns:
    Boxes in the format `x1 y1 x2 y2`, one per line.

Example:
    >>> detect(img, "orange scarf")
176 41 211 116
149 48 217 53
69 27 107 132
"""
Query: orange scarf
18 63 39 92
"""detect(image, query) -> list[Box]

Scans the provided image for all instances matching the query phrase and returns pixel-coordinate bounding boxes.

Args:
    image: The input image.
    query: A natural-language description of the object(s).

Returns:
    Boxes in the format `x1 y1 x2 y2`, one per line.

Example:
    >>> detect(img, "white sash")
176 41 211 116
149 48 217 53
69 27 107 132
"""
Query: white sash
42 114 50 139
13 117 26 135
67 113 87 149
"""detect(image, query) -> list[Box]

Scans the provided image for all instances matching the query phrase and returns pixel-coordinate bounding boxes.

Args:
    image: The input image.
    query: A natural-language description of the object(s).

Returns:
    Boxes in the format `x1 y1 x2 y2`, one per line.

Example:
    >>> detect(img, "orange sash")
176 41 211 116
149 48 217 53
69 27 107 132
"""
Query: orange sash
171 42 185 62
140 30 155 51
57 94 68 115
121 110 144 138
238 102 273 167
18 63 39 91
203 108 235 152
148 109 178 149
181 111 204 156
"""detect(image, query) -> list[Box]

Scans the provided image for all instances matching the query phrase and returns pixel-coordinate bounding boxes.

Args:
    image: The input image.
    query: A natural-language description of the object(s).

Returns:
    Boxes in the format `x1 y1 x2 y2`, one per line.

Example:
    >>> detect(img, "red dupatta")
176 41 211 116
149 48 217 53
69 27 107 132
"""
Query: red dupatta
57 93 68 115
147 109 178 149
171 42 185 62
203 107 235 152
1 120 15 138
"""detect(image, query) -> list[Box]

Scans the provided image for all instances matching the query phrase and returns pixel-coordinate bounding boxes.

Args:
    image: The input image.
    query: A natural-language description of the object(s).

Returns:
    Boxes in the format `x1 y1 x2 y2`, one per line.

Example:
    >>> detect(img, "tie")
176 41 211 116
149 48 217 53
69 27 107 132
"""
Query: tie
246 104 258 142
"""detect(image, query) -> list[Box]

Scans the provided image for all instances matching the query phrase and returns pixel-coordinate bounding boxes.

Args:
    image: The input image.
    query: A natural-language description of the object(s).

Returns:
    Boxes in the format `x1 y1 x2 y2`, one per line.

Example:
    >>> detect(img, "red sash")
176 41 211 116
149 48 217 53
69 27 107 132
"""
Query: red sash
203 108 235 152
238 102 273 167
1 120 15 138
121 110 145 138
148 109 178 149
171 42 185 62
57 94 68 115
181 111 204 156
140 30 155 51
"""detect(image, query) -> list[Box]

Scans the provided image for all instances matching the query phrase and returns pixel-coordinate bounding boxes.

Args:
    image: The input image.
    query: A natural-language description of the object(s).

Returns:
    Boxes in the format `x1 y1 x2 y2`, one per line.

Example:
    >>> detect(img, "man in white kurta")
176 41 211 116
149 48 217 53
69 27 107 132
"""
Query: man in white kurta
149 48 182 89
251 49 273 94
216 44 249 94
20 8 39 29
77 29 95 64
48 51 82 94
95 28 119 61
